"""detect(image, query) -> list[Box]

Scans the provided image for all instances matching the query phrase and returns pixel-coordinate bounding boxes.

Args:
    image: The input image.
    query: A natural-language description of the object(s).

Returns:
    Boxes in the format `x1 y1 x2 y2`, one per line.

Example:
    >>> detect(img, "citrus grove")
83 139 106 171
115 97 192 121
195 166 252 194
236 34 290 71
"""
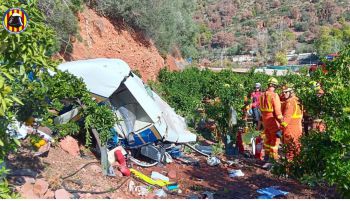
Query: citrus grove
151 48 350 197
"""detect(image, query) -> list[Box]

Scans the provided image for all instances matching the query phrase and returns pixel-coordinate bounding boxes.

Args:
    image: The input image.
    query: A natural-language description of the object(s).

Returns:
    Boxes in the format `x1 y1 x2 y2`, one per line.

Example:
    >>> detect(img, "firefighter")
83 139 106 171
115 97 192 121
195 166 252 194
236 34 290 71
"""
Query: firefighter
250 83 262 130
280 85 303 161
259 77 283 163
310 81 324 97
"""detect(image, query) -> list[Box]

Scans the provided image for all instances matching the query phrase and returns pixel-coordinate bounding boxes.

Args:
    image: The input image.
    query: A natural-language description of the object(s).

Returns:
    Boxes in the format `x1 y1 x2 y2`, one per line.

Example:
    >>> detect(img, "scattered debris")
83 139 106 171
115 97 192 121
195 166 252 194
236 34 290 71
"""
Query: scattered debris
228 169 245 177
262 162 273 170
59 136 80 157
34 142 51 157
107 146 127 164
130 168 171 187
166 183 179 191
257 186 289 199
154 189 167 198
135 186 149 197
207 156 221 166
195 145 213 155
202 191 215 199
176 155 200 166
151 171 169 182
115 149 130 176
167 146 182 159
188 194 200 199
128 180 135 192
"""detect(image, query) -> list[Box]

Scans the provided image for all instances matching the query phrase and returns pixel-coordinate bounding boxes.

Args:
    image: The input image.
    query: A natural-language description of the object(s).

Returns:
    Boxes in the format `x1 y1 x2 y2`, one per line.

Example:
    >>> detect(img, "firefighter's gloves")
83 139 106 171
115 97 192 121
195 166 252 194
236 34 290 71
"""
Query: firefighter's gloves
281 121 288 128
276 130 283 138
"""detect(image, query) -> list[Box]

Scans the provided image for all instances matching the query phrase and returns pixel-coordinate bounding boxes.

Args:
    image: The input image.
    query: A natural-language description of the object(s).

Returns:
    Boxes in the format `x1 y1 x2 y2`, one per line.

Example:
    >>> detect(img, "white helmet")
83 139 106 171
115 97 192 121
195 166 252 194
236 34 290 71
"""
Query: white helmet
255 83 261 88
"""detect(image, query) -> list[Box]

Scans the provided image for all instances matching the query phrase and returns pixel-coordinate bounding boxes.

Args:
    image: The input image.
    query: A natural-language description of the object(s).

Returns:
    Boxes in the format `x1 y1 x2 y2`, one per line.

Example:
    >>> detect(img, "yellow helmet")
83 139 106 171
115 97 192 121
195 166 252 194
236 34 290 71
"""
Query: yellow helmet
268 77 279 86
310 81 320 91
282 83 294 92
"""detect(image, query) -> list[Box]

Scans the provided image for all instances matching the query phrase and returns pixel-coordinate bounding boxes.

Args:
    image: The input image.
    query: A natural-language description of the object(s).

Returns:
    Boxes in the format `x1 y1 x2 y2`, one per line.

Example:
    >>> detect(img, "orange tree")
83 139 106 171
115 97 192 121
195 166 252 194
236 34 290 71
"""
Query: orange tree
155 59 350 197
287 46 350 198
0 0 117 197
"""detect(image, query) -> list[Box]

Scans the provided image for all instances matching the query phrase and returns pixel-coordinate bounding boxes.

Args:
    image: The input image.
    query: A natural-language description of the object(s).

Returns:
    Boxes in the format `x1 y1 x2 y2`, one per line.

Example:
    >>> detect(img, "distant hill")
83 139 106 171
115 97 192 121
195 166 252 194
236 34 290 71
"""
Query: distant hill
194 0 350 65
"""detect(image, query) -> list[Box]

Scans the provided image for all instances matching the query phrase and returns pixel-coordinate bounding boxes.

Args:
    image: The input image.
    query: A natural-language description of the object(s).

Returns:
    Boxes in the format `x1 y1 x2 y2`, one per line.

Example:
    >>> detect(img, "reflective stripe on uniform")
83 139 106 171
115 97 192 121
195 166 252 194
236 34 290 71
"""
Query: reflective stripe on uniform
292 101 303 119
260 93 274 112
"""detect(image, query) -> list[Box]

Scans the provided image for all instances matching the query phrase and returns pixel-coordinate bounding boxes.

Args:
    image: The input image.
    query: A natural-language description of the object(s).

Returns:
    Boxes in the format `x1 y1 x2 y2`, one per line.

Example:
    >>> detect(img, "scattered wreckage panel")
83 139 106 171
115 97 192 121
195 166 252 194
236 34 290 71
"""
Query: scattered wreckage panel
53 107 80 125
152 92 197 143
123 76 162 124
57 58 131 98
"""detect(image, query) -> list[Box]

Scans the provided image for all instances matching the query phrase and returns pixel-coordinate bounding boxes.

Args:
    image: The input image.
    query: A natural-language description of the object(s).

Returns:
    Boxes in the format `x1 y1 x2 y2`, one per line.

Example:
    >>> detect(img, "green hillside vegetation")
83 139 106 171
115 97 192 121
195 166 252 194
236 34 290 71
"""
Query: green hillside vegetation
194 0 350 64
36 0 350 65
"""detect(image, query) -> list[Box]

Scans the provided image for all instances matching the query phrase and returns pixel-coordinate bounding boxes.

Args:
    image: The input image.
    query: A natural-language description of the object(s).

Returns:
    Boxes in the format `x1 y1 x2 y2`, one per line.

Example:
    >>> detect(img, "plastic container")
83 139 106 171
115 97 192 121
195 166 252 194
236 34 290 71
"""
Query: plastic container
151 171 170 182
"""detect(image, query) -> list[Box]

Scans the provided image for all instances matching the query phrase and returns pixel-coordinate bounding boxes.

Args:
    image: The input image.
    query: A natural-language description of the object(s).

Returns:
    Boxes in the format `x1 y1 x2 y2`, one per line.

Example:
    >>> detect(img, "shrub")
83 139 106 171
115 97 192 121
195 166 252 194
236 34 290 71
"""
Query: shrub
294 22 309 32
91 0 199 58
38 0 81 53
227 44 243 56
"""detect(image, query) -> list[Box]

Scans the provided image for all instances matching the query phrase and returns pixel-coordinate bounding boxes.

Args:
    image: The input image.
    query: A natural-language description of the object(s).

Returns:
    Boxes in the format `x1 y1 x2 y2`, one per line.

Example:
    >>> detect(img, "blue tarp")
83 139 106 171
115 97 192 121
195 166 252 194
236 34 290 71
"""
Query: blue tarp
257 186 288 199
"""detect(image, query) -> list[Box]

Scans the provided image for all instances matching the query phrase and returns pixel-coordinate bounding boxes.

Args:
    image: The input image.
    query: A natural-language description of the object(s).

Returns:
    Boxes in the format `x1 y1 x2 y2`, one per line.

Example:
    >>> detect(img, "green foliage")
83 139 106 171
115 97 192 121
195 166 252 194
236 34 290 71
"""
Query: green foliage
18 71 118 146
212 141 224 155
53 122 80 138
38 0 81 53
314 25 350 57
155 49 350 197
294 22 309 32
273 46 350 198
197 23 213 46
156 67 272 136
274 51 288 65
0 1 115 196
0 162 19 198
0 0 59 197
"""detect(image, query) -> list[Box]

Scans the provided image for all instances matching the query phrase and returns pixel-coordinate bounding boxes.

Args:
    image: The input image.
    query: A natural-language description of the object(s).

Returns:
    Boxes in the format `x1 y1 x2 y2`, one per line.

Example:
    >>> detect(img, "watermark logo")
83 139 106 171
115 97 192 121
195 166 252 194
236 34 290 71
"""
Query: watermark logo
2 8 29 34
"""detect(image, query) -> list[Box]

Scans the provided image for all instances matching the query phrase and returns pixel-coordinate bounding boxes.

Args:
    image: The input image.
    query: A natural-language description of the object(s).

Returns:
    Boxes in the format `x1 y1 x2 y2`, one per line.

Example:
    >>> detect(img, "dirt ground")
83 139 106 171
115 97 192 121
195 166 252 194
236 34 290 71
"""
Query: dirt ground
6 138 339 199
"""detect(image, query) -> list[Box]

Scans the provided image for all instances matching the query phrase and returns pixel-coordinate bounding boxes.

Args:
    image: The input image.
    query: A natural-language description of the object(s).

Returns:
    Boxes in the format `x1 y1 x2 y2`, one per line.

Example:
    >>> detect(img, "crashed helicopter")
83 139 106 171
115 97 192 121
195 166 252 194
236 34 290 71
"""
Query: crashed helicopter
52 59 197 172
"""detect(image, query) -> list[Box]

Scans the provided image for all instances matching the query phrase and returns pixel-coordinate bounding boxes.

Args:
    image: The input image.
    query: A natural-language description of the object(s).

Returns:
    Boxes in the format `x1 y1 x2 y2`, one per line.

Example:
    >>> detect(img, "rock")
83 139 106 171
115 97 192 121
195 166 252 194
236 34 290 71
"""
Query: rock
89 164 102 173
23 176 36 184
255 168 265 174
33 179 49 197
44 190 55 199
37 126 53 135
55 189 72 199
20 182 38 199
59 136 80 157
167 170 177 179
79 193 92 199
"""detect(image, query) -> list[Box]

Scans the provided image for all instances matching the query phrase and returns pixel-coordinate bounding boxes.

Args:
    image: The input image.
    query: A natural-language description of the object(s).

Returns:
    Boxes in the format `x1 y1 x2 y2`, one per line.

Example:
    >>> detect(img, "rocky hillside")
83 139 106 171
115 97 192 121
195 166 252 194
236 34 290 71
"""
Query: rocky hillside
59 8 179 82
194 0 350 64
